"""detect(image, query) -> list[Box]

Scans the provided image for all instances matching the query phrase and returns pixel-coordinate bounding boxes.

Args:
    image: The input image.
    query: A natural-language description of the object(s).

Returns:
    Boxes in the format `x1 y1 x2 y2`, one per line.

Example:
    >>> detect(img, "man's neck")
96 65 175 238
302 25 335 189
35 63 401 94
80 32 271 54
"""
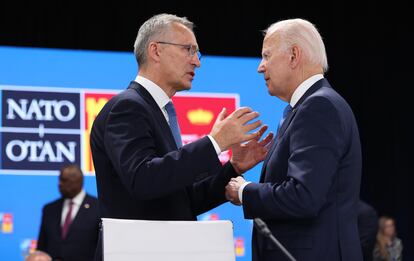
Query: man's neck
286 66 324 103
138 71 175 98
66 189 84 201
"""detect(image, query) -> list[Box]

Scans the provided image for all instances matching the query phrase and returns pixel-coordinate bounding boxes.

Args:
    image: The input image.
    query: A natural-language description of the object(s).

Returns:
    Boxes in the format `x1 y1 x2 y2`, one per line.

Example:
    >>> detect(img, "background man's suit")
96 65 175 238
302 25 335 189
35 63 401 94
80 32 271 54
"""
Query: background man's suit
243 78 363 261
37 194 99 261
90 81 238 221
358 200 378 261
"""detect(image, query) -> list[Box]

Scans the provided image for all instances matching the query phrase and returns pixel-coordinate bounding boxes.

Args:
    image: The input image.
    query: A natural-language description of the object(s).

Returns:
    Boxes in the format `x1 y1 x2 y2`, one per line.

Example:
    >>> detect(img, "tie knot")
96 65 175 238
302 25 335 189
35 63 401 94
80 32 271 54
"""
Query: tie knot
283 105 292 118
277 104 293 132
165 101 176 117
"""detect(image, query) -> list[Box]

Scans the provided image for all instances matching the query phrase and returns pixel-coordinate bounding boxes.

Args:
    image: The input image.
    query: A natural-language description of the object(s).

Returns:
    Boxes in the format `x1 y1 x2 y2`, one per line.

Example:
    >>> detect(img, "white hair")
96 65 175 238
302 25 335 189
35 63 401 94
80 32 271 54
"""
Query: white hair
265 18 328 72
133 13 194 66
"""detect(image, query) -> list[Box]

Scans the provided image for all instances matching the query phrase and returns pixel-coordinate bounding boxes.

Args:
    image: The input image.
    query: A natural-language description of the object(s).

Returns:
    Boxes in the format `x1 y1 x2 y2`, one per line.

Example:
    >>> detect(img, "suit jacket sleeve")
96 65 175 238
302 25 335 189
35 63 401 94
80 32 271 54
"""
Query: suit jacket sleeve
243 96 345 219
104 96 222 201
188 161 239 216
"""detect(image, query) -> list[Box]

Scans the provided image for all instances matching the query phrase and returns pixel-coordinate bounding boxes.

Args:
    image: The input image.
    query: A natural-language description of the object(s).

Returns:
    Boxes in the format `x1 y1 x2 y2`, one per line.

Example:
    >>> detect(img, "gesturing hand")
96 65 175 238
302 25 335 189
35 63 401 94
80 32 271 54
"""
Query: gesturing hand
210 107 262 152
230 125 274 174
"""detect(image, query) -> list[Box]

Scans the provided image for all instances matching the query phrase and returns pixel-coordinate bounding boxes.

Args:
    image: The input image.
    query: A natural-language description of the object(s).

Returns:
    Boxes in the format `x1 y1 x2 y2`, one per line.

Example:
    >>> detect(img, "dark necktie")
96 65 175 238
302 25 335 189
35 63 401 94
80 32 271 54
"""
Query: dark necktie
277 104 293 134
165 101 182 148
263 104 293 166
61 200 74 239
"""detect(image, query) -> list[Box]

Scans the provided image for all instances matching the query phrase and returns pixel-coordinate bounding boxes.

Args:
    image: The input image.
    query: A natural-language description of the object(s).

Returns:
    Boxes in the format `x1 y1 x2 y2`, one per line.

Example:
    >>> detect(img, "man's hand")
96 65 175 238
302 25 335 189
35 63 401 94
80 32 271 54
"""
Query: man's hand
225 176 247 206
230 125 274 174
210 107 262 151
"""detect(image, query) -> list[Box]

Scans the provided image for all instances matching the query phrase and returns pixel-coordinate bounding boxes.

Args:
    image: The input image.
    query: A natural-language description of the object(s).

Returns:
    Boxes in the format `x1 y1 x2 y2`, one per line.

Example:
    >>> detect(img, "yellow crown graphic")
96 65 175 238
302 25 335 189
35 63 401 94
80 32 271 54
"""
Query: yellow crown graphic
187 108 214 125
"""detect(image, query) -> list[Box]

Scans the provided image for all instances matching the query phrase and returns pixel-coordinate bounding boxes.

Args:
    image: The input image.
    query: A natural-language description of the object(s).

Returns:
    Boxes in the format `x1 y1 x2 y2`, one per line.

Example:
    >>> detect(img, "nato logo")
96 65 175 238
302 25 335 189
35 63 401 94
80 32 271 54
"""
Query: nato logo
1 88 81 171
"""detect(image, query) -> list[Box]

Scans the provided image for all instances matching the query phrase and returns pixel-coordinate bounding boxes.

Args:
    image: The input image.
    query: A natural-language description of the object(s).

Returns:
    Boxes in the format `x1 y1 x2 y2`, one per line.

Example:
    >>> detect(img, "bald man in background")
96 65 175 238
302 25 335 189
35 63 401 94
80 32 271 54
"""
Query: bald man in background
37 164 100 261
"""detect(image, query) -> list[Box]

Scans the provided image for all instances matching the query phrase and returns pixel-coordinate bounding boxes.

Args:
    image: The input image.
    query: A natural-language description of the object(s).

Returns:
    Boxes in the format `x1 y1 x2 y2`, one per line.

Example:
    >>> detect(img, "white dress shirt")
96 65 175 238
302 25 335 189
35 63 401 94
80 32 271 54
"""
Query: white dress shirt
61 189 86 226
135 75 221 155
238 74 324 203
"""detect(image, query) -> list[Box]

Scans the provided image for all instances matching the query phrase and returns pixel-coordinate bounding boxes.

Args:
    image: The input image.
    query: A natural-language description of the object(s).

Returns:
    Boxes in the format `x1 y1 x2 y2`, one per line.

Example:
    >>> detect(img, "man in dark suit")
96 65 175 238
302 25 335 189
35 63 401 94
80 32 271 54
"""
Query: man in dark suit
37 164 100 261
358 200 378 261
225 18 363 261
90 13 272 259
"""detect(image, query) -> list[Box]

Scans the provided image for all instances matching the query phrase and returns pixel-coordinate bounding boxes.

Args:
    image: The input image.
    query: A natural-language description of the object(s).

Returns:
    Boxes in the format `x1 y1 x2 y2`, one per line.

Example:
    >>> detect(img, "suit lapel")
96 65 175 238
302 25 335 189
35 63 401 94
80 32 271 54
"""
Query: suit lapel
57 199 65 238
275 108 297 139
128 81 178 150
259 78 327 182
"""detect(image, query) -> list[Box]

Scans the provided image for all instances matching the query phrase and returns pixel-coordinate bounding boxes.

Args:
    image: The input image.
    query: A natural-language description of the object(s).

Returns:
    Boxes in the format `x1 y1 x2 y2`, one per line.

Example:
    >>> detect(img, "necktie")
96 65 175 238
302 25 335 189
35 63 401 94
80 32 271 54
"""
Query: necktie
277 104 293 133
165 101 182 148
61 200 74 239
262 104 294 176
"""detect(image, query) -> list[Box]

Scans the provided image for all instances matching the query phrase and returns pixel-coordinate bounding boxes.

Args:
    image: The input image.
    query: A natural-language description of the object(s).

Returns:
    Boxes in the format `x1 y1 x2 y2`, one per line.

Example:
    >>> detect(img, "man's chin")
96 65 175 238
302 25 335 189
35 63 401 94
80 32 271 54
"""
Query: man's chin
267 86 274 95
178 85 192 92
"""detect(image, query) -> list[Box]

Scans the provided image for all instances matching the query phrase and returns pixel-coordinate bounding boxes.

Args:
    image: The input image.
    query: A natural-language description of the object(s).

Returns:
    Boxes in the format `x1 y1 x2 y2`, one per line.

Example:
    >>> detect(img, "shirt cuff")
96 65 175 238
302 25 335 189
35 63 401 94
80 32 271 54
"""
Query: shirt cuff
239 181 251 204
207 135 221 155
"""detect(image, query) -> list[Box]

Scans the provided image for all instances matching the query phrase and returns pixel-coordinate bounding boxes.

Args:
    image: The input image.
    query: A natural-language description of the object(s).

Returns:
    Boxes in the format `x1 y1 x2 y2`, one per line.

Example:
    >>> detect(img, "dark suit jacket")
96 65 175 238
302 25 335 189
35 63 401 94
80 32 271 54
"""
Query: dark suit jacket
90 81 238 221
37 194 100 261
358 200 378 261
243 78 363 261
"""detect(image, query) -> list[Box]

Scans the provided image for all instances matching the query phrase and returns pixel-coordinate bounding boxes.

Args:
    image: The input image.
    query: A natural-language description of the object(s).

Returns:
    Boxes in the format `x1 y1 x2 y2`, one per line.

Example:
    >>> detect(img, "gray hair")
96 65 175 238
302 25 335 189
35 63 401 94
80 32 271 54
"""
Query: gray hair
265 18 328 72
133 13 194 66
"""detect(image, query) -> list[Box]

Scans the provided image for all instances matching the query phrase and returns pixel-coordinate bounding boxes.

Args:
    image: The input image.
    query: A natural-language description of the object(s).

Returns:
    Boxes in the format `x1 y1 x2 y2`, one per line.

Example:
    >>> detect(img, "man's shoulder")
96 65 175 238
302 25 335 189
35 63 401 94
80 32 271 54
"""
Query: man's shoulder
42 198 63 212
301 84 351 119
109 86 141 104
308 84 340 102
108 84 151 110
94 85 147 124
84 194 99 205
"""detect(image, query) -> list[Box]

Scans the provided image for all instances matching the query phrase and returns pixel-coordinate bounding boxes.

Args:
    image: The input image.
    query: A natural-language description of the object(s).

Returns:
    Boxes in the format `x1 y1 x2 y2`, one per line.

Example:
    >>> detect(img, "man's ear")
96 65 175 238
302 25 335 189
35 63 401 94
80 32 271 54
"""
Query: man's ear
289 45 301 69
147 42 161 63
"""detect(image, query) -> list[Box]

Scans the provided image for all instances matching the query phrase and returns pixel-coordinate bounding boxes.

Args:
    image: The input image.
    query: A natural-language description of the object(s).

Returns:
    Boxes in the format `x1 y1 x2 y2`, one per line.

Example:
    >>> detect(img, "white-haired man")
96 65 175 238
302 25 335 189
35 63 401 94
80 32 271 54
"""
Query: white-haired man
225 18 363 261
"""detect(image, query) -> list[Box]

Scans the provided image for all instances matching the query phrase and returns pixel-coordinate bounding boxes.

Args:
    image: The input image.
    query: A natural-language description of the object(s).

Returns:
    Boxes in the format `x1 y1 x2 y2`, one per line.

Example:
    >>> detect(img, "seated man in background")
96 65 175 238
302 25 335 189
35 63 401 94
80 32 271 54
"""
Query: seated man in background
37 164 100 261
25 251 51 261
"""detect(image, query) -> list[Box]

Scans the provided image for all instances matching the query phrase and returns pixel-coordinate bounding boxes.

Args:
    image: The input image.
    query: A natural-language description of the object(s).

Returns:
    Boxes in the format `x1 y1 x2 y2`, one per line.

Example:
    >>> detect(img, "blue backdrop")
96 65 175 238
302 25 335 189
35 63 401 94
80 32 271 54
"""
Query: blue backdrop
0 46 286 261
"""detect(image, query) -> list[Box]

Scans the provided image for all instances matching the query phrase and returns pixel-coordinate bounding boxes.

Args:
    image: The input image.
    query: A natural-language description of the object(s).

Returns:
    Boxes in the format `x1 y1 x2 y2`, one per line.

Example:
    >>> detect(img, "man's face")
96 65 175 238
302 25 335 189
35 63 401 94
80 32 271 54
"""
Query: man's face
58 168 82 199
158 23 201 93
257 33 292 100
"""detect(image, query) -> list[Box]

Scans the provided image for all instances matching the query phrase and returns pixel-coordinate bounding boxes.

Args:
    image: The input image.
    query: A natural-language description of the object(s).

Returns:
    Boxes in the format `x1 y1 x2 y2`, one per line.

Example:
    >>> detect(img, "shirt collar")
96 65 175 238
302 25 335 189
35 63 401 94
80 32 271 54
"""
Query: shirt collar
290 74 324 107
67 189 85 206
135 75 171 110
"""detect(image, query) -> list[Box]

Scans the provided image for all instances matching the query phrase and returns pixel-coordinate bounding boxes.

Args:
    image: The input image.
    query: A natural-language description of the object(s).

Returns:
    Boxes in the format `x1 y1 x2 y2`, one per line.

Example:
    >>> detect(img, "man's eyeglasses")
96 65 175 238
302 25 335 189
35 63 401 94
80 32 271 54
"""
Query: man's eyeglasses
156 41 201 60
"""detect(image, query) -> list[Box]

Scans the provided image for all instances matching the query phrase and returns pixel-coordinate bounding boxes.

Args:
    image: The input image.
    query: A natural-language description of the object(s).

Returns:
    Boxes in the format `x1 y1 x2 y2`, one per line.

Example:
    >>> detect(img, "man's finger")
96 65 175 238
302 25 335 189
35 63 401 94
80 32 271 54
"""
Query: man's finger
239 111 260 124
243 120 262 134
258 132 274 146
255 125 268 140
216 108 227 122
232 107 253 118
